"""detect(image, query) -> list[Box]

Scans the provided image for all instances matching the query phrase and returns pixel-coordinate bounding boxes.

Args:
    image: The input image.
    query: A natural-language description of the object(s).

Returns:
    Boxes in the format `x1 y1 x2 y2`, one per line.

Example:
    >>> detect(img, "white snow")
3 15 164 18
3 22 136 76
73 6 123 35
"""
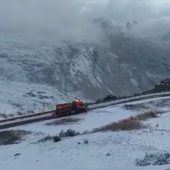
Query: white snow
0 80 86 119
5 105 139 134
1 77 169 120
131 78 139 87
5 95 170 134
126 95 170 105
145 110 170 131
1 96 170 170
1 92 170 165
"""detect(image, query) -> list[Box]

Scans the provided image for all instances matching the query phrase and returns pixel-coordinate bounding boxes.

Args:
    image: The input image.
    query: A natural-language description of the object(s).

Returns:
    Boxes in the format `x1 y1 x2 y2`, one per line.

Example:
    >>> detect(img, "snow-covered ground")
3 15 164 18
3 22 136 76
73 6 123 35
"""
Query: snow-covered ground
122 96 170 113
0 80 85 119
1 78 170 120
1 97 170 170
4 105 139 134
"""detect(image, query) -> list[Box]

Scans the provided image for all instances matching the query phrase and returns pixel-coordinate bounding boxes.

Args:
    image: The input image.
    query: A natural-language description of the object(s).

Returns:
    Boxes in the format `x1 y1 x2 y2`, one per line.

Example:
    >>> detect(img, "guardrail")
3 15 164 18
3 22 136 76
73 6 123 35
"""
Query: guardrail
0 103 94 124
88 91 170 110
0 114 55 129
0 110 54 123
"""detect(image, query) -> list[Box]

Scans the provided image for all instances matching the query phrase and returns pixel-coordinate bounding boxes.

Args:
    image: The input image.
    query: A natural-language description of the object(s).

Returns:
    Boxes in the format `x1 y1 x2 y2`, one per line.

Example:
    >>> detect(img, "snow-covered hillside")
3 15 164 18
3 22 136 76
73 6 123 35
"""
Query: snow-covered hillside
1 0 170 170
1 97 170 170
1 1 170 104
1 1 170 118
0 80 83 119
2 20 170 101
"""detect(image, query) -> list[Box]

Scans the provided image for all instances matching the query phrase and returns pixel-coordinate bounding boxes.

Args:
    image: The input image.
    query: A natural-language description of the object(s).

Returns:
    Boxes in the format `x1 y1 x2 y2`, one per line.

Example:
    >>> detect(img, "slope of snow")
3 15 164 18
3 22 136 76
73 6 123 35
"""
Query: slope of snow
4 96 170 134
1 76 170 120
0 80 85 119
124 95 170 106
1 97 170 170
123 96 170 113
5 105 139 134
2 129 170 170
2 14 170 100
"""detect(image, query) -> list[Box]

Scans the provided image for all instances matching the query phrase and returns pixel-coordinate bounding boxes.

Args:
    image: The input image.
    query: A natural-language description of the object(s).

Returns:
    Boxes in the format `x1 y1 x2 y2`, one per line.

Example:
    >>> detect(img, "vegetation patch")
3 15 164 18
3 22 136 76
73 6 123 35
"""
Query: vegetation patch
17 112 26 116
0 130 31 145
46 117 82 126
37 135 53 143
93 118 143 132
95 86 158 104
135 151 170 166
38 129 80 143
39 110 160 143
96 95 118 103
0 113 8 119
92 110 159 133
135 110 159 121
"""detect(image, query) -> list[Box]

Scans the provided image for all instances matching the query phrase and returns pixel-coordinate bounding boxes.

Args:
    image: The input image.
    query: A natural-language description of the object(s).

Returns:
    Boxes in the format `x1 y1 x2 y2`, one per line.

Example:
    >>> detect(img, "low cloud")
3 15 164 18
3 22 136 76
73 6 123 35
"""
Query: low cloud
0 0 170 44
0 0 106 44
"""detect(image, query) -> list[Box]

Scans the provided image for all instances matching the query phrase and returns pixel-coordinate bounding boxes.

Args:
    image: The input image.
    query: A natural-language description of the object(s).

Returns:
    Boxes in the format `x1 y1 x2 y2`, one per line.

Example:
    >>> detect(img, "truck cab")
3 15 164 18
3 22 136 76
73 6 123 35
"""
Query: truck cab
72 99 86 110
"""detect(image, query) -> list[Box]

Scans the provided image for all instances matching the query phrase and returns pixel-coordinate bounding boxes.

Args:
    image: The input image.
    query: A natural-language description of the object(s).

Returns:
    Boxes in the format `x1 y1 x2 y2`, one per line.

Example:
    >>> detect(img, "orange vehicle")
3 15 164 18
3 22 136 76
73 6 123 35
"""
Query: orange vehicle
52 98 87 117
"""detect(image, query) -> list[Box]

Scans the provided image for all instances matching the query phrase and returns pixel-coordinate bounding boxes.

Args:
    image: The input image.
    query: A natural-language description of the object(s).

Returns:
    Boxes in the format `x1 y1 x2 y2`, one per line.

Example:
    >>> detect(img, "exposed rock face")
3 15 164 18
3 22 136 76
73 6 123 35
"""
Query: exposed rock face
1 18 170 100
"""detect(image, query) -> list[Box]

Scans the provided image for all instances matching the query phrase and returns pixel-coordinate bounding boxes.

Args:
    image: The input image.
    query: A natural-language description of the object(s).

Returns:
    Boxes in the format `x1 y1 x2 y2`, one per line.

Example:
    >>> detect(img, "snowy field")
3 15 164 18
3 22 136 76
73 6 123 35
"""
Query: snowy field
4 105 140 134
0 80 84 119
1 97 170 170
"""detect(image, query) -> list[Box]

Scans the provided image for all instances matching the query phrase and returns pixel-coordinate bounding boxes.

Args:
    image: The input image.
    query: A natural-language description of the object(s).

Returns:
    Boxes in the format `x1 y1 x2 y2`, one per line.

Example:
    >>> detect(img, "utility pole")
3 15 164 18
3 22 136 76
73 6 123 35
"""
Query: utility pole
64 71 66 95
92 50 98 78
63 62 69 100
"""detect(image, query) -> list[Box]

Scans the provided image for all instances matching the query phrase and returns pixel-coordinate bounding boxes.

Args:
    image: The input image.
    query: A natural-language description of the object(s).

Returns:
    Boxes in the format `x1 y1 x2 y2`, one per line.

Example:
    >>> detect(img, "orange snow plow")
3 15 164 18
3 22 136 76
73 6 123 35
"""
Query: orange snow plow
52 98 88 117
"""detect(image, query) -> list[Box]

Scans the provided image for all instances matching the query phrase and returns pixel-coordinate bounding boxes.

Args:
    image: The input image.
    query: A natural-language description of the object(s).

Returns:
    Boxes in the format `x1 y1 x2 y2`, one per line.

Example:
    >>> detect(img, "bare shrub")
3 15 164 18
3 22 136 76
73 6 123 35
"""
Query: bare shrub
93 118 143 132
37 135 52 143
59 129 80 138
92 110 159 133
0 130 31 145
17 112 25 116
46 117 82 126
38 110 160 144
37 129 80 143
135 110 158 121
0 113 8 119
53 135 61 142
135 151 170 166
8 114 14 117
83 139 88 144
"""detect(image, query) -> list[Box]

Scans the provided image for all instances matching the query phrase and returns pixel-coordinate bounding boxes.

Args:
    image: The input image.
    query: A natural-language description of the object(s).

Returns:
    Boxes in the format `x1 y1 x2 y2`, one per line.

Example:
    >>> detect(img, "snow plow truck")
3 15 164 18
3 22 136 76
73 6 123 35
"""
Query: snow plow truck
52 98 88 117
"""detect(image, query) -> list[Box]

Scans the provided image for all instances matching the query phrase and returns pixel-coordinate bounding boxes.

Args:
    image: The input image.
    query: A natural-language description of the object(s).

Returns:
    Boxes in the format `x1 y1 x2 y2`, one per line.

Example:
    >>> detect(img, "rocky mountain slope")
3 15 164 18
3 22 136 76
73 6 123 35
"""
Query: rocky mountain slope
1 18 170 100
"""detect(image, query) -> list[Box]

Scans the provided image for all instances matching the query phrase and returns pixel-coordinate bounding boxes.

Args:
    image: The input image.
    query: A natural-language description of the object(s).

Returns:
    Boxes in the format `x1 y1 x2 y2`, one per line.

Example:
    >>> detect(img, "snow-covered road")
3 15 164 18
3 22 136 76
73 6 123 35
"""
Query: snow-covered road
7 105 138 134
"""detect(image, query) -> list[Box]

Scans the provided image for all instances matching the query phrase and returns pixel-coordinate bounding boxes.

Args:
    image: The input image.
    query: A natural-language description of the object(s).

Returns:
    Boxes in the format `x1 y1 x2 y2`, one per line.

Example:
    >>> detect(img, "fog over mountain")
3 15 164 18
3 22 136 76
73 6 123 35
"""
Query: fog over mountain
1 0 170 43
0 0 170 103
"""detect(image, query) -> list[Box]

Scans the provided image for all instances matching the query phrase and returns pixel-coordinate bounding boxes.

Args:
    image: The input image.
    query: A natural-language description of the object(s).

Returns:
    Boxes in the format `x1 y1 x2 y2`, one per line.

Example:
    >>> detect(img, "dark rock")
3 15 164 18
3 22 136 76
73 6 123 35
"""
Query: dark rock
14 153 21 156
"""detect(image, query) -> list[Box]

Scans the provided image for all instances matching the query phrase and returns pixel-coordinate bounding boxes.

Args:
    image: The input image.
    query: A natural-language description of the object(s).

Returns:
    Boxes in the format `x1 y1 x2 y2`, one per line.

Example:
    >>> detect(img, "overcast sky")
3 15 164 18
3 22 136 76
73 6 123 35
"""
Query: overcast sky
0 0 170 44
